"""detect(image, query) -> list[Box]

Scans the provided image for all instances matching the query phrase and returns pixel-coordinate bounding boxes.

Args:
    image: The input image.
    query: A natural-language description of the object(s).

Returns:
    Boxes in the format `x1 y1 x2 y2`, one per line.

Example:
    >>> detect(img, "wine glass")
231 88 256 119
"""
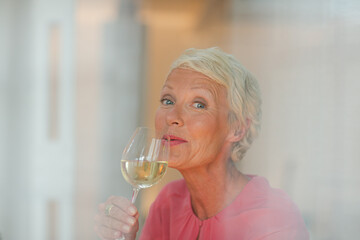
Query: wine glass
118 127 169 239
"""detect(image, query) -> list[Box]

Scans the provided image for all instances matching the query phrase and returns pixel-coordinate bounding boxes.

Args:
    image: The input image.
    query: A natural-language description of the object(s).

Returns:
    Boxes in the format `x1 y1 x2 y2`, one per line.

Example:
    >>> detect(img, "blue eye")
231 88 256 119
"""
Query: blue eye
161 99 174 105
193 102 206 109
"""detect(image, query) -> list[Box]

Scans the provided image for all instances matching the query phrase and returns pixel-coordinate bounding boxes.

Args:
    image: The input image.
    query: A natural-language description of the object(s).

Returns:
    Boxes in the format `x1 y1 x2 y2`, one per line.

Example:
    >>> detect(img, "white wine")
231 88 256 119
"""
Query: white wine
121 160 168 188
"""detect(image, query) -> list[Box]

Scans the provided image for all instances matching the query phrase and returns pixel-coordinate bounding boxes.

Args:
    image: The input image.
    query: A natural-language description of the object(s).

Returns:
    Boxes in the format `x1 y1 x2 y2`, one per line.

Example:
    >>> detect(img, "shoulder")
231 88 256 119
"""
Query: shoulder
239 176 300 212
234 176 309 239
217 176 309 239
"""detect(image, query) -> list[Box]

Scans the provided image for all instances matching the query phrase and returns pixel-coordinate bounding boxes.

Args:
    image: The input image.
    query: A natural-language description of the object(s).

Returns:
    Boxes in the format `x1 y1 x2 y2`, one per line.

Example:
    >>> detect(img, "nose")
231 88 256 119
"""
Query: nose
166 106 184 127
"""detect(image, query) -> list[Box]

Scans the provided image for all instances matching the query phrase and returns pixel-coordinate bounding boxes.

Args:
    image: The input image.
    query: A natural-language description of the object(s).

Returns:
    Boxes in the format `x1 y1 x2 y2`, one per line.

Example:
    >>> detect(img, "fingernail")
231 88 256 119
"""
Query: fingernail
127 217 135 225
128 207 136 215
123 225 130 232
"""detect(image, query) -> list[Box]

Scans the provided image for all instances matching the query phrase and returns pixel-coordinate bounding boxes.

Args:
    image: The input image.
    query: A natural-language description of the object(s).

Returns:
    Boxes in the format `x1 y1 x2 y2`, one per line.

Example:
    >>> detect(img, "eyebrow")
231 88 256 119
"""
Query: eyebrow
162 85 173 90
191 84 218 99
191 85 213 90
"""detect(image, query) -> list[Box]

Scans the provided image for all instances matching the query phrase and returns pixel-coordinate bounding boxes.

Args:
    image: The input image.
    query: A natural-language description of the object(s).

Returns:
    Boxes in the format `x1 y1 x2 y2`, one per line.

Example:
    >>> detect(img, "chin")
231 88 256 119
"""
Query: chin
167 161 179 168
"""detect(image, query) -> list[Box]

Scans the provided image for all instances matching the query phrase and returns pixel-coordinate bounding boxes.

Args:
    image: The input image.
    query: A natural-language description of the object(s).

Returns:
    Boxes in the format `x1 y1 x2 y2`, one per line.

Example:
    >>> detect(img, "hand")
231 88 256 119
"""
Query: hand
95 196 139 240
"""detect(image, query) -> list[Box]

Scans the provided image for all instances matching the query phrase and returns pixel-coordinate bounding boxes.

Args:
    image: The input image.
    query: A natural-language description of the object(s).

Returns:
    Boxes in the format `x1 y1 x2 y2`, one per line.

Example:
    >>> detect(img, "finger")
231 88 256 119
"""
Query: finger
97 215 122 231
94 225 116 240
134 211 140 220
95 214 137 234
98 195 117 213
105 205 137 225
110 197 138 216
100 196 136 216
97 225 123 239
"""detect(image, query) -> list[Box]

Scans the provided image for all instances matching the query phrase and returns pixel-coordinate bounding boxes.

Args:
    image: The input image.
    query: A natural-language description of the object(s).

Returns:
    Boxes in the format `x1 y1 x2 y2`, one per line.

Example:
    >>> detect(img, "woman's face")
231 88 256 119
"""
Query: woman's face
155 68 236 170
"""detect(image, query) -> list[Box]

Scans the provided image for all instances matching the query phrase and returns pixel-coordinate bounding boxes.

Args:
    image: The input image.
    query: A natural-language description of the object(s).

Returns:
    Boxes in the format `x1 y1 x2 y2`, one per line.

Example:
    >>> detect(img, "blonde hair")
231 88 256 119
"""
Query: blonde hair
168 47 262 161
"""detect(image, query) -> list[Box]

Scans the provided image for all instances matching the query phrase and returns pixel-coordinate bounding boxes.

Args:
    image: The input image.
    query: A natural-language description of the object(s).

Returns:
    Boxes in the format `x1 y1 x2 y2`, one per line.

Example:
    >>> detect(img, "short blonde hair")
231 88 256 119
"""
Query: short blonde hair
168 47 262 161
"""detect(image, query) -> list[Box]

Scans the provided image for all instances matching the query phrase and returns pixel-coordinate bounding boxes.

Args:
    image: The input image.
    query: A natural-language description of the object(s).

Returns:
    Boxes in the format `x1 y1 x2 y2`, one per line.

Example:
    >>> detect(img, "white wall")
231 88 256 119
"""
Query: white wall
0 1 10 237
0 0 75 239
0 0 34 238
30 0 75 239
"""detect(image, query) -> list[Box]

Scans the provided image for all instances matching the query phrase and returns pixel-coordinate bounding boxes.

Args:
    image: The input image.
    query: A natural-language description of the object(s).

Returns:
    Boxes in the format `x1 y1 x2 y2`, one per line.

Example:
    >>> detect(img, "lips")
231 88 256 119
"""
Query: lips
162 134 188 147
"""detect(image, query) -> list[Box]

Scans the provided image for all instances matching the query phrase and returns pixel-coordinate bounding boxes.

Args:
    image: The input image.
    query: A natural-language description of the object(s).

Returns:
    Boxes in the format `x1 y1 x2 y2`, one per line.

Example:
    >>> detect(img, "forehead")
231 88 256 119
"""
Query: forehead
163 68 225 94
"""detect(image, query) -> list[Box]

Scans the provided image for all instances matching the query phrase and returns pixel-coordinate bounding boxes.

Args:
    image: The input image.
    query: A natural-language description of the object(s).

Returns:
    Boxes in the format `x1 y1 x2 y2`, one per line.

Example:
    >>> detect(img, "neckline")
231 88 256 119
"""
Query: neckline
186 175 258 222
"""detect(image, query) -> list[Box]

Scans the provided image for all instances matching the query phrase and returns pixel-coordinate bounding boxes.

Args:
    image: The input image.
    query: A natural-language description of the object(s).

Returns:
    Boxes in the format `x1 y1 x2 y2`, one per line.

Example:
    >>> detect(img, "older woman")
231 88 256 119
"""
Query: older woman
95 48 309 240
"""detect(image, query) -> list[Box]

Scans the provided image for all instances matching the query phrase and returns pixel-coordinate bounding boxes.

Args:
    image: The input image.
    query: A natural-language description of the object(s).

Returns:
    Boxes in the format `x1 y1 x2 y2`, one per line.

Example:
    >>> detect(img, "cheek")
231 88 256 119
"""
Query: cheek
155 108 165 129
187 116 217 138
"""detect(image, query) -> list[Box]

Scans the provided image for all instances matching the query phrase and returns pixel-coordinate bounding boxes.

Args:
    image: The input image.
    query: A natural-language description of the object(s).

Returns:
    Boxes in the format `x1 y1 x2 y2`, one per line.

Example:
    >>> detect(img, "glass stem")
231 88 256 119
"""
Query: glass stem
131 188 140 203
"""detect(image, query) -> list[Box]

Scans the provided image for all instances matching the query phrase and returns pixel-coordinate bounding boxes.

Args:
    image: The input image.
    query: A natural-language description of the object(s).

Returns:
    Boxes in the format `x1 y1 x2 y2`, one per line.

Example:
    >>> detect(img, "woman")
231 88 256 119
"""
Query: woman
95 47 309 240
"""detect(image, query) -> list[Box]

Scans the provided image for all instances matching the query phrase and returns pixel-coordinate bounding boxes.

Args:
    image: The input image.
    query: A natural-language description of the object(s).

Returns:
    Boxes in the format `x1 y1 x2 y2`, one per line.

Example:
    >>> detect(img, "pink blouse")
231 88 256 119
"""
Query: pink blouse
140 176 309 240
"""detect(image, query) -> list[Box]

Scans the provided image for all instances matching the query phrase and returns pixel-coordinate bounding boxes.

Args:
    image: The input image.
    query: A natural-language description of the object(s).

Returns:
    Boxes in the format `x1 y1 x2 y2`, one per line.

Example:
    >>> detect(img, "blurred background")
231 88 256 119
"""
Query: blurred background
1 0 359 239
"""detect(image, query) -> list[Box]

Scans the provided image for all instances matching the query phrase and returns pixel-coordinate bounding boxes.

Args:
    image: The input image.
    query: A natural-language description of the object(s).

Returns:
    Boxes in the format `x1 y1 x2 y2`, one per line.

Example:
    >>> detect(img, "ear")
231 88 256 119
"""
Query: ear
227 119 251 143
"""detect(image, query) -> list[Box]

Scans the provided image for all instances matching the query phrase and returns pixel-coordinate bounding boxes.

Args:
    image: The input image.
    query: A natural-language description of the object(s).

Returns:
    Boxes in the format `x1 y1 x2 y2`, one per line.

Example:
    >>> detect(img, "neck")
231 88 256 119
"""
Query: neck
179 158 249 220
